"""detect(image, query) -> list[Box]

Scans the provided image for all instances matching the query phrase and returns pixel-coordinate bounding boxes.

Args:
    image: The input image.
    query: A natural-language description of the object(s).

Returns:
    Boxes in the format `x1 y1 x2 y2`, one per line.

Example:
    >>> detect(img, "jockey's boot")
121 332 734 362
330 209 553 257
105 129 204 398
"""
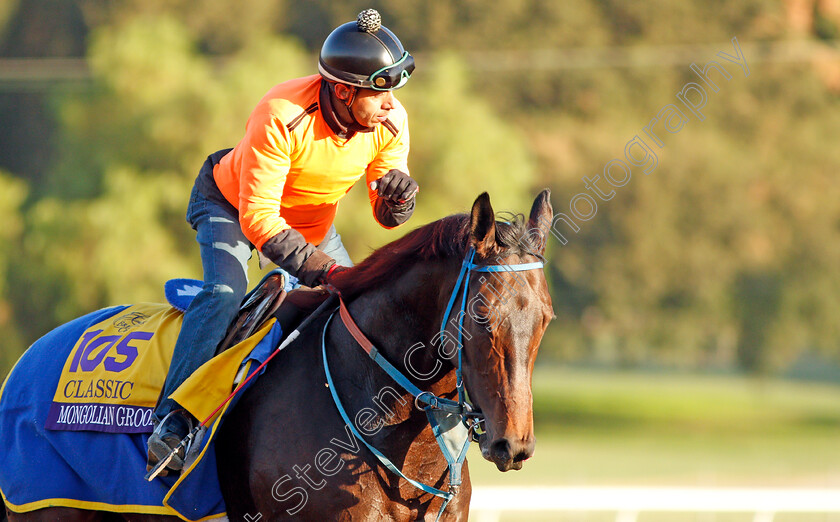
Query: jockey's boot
146 409 195 476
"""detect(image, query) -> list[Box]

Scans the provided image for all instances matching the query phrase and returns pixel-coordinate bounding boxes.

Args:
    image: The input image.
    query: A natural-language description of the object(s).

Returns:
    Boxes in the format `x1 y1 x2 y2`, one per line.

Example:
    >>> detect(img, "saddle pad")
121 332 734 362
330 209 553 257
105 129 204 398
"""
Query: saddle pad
46 303 182 433
0 304 283 521
165 278 204 313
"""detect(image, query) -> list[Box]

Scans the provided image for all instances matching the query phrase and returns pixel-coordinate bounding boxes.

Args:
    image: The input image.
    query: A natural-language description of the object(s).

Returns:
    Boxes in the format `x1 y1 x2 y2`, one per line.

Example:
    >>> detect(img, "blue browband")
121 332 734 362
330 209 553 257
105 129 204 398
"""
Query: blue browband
322 246 544 519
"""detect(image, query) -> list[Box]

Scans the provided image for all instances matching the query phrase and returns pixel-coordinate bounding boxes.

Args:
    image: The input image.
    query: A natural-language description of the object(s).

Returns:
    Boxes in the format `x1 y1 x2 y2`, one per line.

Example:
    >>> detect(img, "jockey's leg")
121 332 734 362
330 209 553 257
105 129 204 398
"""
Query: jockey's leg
147 185 251 474
275 224 353 291
317 225 354 267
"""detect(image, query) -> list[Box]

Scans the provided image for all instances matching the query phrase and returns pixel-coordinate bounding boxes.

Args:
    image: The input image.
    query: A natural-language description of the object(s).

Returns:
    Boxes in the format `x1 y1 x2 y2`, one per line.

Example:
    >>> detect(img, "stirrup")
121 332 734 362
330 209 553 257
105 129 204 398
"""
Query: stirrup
146 409 194 476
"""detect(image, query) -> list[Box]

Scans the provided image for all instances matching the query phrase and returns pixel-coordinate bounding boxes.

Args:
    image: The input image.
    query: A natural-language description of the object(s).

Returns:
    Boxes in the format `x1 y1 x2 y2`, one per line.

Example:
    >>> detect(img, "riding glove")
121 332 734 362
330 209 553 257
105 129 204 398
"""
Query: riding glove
375 169 418 205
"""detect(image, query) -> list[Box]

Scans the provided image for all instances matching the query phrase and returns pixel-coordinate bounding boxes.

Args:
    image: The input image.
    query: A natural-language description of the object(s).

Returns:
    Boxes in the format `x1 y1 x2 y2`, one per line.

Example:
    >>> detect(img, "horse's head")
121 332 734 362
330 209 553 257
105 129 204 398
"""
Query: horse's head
460 190 554 471
326 190 554 471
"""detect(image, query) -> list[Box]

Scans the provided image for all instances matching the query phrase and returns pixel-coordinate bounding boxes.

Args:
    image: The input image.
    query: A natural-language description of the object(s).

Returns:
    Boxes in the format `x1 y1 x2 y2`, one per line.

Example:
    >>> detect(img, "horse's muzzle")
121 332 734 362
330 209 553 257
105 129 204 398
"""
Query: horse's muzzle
479 434 535 471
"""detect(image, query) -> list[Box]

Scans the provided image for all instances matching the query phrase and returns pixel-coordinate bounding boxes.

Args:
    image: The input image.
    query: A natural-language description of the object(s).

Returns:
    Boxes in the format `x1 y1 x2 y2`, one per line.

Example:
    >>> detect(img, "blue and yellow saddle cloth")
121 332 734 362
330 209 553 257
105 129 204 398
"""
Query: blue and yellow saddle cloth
45 304 183 433
0 295 283 521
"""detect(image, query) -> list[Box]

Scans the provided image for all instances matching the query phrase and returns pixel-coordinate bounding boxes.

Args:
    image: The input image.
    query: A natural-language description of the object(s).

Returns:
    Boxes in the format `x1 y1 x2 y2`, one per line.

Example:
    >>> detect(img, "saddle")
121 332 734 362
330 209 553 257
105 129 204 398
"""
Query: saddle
215 274 334 353
215 272 288 354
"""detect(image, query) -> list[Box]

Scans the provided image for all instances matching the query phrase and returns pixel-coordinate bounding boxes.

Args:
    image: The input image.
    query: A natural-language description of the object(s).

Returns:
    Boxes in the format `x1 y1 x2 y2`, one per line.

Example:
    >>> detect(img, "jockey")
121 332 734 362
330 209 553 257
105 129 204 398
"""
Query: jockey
146 8 419 475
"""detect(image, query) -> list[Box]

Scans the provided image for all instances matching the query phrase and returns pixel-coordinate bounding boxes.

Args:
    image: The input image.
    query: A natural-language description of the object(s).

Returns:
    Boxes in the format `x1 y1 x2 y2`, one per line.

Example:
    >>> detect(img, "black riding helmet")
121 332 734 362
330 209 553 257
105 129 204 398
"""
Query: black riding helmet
318 9 415 92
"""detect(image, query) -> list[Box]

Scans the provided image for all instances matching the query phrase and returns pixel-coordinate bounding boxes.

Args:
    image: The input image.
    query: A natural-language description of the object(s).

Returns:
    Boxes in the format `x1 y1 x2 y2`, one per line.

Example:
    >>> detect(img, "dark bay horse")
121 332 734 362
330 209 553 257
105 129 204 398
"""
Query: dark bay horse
3 190 554 521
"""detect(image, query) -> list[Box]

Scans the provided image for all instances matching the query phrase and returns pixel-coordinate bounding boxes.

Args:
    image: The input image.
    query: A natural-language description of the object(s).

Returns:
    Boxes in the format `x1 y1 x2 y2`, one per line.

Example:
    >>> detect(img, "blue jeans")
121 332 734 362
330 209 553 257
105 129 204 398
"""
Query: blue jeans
155 186 352 421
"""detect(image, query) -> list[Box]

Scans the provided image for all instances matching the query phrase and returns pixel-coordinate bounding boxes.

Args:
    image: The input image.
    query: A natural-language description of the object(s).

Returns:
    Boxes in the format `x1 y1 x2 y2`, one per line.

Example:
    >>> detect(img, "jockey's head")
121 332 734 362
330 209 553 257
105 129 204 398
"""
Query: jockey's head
319 9 414 127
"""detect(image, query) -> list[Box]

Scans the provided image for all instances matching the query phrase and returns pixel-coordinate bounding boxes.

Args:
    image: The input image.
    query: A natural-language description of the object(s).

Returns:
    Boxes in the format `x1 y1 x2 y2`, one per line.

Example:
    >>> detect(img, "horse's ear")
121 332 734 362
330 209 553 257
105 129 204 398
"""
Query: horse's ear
526 189 553 255
470 192 496 256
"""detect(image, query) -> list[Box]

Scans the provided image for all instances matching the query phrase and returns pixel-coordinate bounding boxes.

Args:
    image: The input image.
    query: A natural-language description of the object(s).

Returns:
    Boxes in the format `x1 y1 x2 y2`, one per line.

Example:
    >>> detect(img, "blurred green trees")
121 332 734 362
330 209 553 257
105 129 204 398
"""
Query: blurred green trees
0 171 26 373
1 1 839 378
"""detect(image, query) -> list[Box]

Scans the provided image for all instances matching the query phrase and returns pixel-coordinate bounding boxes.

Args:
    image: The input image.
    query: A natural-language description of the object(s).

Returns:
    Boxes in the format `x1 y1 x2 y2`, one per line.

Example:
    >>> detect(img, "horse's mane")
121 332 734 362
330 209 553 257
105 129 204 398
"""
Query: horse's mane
331 212 536 298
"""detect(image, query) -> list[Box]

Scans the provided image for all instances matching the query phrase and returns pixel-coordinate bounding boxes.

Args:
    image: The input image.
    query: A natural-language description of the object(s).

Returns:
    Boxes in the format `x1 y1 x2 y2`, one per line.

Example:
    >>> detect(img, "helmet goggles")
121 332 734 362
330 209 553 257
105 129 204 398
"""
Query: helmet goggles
368 52 415 91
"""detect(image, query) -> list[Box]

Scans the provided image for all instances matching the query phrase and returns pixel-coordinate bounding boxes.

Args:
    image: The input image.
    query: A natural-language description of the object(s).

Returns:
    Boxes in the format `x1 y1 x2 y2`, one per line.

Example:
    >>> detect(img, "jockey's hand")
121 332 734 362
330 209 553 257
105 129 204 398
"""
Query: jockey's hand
298 250 336 288
371 170 418 205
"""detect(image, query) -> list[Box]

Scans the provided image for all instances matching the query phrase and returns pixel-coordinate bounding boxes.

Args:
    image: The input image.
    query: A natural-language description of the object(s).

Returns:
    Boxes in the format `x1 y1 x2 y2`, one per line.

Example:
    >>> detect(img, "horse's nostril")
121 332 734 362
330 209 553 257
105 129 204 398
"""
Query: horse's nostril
490 439 511 460
513 450 529 463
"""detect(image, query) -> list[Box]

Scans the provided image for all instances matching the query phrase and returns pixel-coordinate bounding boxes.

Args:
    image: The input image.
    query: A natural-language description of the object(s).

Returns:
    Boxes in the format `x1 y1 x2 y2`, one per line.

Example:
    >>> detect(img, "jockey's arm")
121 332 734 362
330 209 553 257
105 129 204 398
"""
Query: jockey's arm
261 228 336 287
237 114 336 287
366 112 415 229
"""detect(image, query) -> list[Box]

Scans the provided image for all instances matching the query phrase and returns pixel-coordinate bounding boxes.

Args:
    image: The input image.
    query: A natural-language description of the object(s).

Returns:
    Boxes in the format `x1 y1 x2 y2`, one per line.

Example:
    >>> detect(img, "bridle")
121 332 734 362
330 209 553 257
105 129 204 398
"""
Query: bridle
441 246 544 434
321 246 543 518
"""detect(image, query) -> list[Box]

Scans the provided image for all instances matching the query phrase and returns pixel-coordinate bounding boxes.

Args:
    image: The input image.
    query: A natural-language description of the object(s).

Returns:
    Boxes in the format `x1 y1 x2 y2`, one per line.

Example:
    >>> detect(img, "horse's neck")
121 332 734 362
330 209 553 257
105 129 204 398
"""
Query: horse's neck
327 260 459 431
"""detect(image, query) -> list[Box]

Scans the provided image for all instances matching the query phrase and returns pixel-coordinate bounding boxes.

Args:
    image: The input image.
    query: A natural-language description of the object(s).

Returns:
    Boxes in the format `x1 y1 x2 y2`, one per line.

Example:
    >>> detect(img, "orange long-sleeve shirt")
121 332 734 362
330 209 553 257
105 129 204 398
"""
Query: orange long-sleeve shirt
212 75 410 248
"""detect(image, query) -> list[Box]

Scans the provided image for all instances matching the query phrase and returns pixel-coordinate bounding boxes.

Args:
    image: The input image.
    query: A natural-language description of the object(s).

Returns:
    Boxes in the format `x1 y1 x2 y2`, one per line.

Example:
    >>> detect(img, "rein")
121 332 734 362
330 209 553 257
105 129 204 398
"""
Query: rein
321 246 543 518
